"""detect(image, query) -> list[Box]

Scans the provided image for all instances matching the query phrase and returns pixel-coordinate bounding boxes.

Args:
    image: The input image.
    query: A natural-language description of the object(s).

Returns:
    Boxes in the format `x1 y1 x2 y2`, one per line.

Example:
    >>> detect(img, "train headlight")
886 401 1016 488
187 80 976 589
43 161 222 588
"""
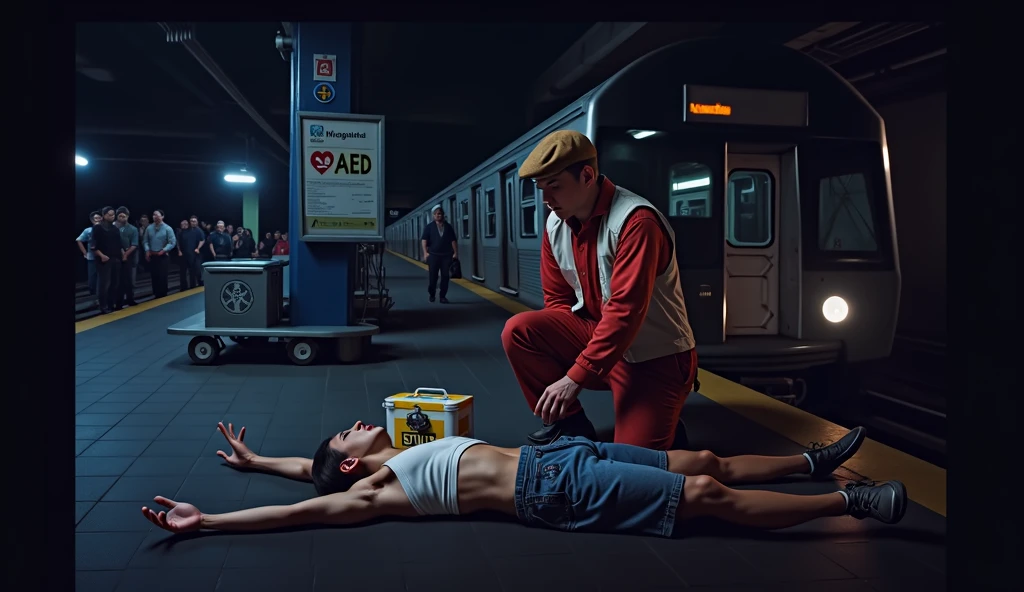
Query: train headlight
822 296 849 323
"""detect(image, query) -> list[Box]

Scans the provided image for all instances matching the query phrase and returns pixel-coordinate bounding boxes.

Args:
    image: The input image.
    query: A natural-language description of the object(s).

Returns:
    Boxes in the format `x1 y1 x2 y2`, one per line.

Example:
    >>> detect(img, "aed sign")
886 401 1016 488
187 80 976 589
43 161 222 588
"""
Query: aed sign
313 54 337 82
683 84 808 127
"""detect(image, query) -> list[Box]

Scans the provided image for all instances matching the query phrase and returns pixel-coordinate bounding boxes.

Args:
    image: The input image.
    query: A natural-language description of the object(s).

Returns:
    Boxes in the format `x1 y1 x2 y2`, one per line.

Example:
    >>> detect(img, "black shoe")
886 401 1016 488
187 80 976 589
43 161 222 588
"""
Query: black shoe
440 297 449 304
671 419 690 450
844 480 908 524
805 426 867 479
527 411 598 445
429 294 436 302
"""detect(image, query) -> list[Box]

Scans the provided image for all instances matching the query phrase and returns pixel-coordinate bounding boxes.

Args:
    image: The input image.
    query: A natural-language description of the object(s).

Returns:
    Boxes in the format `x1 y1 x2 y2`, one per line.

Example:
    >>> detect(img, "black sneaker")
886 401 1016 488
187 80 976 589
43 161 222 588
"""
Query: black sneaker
844 480 908 524
429 294 436 302
440 297 449 304
805 426 867 479
527 411 598 445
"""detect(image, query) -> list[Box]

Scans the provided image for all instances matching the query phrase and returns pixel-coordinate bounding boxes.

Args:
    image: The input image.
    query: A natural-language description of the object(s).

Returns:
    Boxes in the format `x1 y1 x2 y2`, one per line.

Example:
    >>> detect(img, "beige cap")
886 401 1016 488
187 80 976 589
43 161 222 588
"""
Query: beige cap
518 130 597 180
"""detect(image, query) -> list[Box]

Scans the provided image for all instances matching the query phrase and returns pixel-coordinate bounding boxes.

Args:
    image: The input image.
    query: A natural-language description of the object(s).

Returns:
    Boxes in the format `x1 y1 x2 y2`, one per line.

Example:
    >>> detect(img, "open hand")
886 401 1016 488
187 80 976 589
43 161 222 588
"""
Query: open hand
141 496 202 534
216 422 256 468
534 375 583 424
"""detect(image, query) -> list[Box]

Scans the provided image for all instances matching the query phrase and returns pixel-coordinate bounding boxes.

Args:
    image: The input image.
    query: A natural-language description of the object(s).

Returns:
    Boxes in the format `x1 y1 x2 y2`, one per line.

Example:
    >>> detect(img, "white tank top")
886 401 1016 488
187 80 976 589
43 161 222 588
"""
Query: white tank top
382 437 485 516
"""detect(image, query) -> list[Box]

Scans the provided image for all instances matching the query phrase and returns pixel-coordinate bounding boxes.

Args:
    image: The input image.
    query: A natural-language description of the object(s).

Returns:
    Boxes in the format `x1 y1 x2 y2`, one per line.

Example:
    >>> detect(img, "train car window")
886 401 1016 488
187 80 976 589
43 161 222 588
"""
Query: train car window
727 170 773 248
818 173 877 252
460 199 470 239
485 189 497 237
520 179 538 237
449 196 456 221
668 163 713 218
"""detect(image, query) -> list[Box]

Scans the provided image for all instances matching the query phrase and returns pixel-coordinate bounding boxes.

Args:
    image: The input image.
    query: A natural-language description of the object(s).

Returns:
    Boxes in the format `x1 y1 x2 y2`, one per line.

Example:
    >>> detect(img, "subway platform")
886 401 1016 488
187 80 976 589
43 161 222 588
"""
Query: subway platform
74 253 946 592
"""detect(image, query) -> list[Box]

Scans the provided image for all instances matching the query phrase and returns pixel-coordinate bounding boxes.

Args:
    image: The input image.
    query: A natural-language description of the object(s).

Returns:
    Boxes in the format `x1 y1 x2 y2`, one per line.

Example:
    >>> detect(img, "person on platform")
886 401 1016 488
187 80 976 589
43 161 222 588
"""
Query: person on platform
501 130 697 450
141 421 907 538
420 205 458 304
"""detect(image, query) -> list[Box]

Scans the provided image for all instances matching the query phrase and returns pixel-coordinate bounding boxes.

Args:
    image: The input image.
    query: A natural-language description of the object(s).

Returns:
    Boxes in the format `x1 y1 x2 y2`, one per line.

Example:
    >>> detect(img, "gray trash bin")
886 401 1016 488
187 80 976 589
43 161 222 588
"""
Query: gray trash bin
203 260 286 329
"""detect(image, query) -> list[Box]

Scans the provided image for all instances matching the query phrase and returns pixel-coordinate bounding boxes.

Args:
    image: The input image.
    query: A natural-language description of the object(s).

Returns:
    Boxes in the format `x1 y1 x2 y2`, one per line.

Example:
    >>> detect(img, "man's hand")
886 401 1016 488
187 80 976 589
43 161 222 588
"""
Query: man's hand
535 375 583 424
452 253 458 260
422 253 429 262
216 422 257 468
145 252 151 261
141 497 202 534
99 254 109 263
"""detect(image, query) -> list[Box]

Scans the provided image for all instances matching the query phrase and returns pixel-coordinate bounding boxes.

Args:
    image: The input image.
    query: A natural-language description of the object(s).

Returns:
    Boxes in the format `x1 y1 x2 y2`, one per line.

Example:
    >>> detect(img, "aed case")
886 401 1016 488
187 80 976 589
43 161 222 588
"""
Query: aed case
383 388 474 449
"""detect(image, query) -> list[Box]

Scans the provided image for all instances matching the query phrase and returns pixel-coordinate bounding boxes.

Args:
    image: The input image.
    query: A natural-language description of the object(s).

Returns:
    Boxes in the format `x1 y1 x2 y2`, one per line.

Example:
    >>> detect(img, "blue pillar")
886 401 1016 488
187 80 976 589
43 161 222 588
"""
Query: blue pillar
288 22 355 326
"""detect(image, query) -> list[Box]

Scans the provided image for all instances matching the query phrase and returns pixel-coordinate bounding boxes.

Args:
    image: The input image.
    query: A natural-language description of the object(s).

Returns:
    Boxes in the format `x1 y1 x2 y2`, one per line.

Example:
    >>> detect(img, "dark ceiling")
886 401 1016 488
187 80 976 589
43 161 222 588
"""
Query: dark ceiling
75 22 592 212
75 21 945 217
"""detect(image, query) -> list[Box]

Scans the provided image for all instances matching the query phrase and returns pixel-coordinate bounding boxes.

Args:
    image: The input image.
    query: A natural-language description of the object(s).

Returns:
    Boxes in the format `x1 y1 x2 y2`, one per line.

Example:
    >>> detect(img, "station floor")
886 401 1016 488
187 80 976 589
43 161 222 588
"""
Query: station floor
75 254 947 592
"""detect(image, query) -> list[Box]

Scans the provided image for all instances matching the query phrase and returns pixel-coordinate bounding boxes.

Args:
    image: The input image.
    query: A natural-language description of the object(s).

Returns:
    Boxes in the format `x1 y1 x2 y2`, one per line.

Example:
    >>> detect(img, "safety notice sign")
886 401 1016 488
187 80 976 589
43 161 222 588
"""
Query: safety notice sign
313 54 336 82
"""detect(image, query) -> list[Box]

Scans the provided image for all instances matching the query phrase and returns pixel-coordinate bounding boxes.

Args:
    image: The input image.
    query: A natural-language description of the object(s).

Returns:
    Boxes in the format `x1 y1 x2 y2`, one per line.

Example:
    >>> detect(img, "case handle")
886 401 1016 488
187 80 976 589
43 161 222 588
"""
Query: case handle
411 387 450 399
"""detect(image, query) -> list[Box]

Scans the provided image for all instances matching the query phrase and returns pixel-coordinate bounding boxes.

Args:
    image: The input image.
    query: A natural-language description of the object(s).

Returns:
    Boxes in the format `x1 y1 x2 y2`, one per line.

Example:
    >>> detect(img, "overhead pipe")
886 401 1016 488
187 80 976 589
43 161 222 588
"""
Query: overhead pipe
157 22 290 154
846 48 947 83
77 127 216 139
93 157 245 167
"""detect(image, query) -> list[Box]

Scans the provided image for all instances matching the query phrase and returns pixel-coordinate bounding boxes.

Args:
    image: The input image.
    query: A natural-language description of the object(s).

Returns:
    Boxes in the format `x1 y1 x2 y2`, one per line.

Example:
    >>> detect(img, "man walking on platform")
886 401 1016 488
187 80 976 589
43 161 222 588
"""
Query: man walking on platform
420 205 458 304
502 131 698 451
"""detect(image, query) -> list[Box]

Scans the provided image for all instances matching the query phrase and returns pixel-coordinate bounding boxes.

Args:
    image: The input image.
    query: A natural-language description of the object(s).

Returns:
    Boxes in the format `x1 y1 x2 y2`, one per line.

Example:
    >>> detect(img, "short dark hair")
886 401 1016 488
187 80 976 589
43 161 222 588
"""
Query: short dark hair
89 211 100 220
153 209 165 217
101 206 115 216
563 158 599 180
311 437 360 496
116 207 130 216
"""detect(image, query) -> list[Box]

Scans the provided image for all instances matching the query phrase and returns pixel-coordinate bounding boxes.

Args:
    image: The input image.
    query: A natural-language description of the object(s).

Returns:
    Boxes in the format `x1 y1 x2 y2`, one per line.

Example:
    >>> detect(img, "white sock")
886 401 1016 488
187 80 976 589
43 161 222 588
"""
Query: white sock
838 489 850 512
802 452 815 474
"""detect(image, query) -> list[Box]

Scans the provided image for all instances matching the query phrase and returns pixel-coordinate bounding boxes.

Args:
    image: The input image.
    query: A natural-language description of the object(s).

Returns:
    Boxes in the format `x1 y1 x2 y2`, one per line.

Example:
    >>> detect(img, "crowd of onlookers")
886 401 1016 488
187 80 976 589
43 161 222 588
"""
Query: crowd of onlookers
76 206 291 315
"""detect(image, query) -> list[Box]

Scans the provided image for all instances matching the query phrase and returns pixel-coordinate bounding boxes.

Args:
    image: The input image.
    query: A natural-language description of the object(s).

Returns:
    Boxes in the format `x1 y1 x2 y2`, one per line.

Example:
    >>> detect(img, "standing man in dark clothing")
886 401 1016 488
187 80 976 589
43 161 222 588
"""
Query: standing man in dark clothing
420 205 458 304
92 206 124 314
144 209 176 299
177 215 206 290
233 227 256 259
207 220 233 261
115 207 140 308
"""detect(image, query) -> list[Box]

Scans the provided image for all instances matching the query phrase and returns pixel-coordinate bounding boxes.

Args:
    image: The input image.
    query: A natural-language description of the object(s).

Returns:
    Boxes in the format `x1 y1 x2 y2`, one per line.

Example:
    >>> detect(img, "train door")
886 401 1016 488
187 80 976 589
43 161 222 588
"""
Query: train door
725 153 780 335
500 168 520 293
471 185 483 280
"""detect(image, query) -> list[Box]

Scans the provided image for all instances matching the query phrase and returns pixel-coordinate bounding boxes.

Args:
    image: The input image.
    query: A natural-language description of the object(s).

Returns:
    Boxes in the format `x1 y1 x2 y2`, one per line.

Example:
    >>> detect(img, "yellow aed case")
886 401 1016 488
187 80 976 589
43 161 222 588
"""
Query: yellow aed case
382 387 474 450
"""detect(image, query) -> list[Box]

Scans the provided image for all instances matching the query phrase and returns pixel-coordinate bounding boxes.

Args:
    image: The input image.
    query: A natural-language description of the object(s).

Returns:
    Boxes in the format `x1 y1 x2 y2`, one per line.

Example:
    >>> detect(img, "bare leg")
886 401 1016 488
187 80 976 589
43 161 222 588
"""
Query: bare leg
667 450 810 484
676 475 847 529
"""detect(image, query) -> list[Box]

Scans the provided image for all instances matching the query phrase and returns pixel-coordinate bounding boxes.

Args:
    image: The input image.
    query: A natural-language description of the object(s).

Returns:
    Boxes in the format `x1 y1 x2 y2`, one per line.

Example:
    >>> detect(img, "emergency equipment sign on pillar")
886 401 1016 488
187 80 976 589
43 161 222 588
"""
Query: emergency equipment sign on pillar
298 112 386 242
313 54 337 82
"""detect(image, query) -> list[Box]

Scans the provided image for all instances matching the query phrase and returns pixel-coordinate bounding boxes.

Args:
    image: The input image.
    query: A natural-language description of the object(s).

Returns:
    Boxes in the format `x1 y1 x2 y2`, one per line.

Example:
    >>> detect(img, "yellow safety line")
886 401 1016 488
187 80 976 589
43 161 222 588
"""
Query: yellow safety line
386 249 947 517
74 287 204 334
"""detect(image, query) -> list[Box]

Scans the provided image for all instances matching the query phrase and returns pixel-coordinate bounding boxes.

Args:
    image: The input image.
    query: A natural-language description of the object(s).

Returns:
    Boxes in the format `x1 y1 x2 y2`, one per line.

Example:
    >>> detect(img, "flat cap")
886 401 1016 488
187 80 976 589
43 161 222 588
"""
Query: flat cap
519 130 597 180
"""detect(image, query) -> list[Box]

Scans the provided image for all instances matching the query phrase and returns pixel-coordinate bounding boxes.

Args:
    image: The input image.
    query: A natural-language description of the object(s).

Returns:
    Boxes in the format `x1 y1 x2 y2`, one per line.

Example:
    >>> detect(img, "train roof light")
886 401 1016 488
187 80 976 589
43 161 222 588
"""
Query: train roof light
629 130 656 140
822 296 849 323
75 154 88 167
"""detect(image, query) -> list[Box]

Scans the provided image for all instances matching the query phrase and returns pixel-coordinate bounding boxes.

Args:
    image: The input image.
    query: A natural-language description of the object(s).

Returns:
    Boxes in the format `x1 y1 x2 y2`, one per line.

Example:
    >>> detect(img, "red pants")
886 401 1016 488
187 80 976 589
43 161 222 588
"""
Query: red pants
501 309 697 450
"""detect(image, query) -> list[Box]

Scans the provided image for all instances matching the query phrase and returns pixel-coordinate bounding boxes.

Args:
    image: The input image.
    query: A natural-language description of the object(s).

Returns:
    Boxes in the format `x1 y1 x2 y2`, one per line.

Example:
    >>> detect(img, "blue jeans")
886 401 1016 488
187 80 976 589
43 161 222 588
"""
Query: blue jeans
514 436 685 538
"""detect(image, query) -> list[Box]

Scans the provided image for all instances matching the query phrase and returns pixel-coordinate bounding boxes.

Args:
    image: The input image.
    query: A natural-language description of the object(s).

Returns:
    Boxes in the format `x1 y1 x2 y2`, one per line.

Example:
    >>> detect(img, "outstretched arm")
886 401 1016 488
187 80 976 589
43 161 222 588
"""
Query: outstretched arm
142 489 379 533
215 422 312 482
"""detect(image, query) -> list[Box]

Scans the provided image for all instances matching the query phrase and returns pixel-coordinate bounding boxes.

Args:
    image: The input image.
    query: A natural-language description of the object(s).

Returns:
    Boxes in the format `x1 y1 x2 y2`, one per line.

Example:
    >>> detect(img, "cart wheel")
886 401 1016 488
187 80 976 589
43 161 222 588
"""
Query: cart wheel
188 336 220 365
286 339 319 366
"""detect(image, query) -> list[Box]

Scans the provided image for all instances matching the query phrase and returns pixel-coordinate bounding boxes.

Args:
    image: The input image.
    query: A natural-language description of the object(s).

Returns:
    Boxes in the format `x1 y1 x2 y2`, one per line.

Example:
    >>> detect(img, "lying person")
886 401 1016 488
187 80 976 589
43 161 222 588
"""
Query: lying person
141 421 906 537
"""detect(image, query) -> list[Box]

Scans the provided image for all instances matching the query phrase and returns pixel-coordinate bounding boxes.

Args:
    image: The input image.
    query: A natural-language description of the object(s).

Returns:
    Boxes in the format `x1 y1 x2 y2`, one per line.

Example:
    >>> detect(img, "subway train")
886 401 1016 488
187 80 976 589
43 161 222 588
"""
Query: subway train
386 37 900 402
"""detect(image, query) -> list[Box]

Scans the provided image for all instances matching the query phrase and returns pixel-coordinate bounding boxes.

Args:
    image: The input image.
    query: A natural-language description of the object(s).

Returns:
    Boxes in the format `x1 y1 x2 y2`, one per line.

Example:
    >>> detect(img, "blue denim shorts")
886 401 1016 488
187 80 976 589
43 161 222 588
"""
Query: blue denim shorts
513 436 685 538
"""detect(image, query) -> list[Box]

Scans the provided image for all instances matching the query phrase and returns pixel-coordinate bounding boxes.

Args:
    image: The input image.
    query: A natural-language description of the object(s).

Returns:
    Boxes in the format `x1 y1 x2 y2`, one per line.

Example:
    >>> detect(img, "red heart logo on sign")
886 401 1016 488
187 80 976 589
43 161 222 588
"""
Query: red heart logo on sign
310 151 333 174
